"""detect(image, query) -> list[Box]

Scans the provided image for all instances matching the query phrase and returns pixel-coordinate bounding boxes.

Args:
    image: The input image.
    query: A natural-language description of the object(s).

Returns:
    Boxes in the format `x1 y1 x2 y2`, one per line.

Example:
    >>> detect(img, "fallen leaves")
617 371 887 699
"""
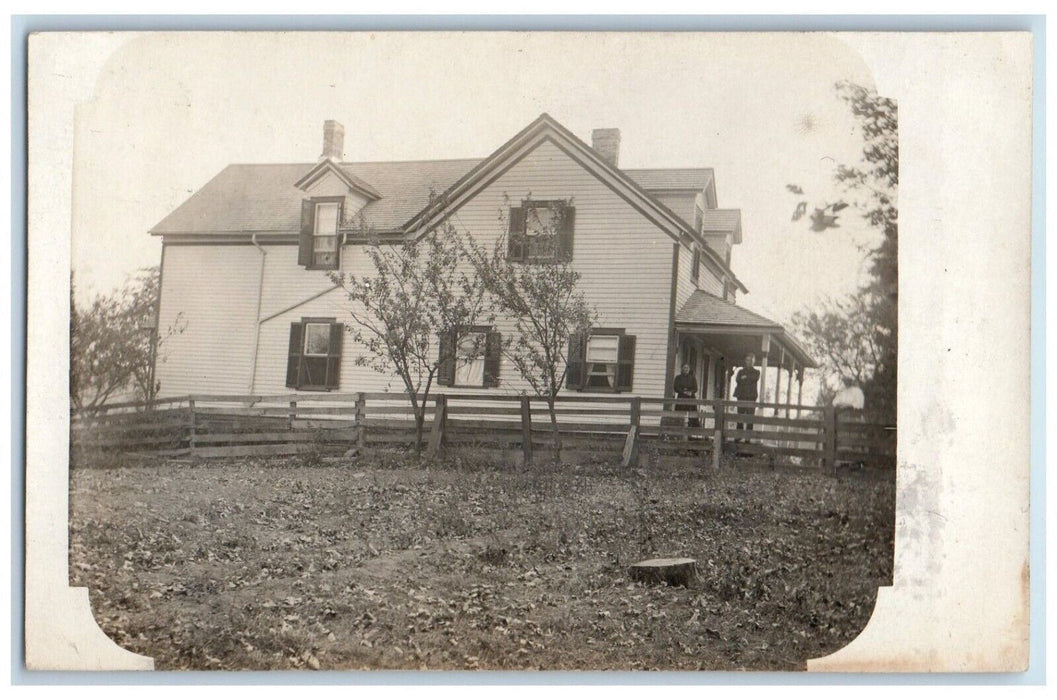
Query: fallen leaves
69 456 894 671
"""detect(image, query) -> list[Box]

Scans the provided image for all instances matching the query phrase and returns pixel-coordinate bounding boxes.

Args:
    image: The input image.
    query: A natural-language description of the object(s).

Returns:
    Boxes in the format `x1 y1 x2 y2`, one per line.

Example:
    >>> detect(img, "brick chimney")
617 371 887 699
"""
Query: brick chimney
320 120 345 161
591 128 621 168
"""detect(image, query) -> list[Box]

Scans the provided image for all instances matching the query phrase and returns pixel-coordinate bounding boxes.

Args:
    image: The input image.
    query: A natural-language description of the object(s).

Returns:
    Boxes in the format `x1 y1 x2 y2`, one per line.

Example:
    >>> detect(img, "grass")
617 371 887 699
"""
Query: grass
69 452 894 671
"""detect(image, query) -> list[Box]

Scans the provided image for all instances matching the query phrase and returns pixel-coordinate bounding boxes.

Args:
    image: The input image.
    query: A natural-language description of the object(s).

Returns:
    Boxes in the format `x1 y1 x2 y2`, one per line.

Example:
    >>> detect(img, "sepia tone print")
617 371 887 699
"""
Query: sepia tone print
30 31 1031 672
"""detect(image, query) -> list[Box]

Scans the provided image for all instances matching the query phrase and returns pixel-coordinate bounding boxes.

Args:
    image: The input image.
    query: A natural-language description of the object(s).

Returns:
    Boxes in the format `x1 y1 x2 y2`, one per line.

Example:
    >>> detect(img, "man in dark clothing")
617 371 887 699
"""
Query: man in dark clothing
673 363 701 429
734 353 760 436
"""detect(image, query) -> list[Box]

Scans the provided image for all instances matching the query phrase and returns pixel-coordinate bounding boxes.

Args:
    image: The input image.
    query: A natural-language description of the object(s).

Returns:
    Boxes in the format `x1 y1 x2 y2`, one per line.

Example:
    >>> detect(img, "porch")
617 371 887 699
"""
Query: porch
670 290 816 415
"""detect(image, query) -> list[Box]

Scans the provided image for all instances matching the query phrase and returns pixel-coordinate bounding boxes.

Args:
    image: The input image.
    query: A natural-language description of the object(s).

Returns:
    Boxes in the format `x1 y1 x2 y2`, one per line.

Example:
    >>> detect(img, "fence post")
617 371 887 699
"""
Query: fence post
355 392 367 449
426 395 447 459
622 397 641 468
712 400 724 469
823 405 837 473
188 399 197 458
288 400 297 431
520 396 533 467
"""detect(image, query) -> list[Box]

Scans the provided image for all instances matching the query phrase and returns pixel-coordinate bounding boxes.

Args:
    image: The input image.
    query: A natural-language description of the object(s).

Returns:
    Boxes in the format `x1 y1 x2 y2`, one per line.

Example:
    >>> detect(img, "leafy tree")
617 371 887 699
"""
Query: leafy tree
331 221 490 449
462 199 597 462
71 267 183 411
789 81 897 421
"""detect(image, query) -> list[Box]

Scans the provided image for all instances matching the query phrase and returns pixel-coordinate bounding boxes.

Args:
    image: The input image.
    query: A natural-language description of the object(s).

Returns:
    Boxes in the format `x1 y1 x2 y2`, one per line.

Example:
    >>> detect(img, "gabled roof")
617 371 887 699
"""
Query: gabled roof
700 208 743 244
148 113 746 292
293 159 382 200
675 290 816 368
150 159 478 235
402 113 746 292
623 168 714 193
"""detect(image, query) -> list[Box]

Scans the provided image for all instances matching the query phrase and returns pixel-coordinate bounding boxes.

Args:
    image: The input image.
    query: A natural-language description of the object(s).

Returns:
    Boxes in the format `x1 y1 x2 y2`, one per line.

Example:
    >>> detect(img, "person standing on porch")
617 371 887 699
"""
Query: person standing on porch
734 353 761 437
673 364 701 428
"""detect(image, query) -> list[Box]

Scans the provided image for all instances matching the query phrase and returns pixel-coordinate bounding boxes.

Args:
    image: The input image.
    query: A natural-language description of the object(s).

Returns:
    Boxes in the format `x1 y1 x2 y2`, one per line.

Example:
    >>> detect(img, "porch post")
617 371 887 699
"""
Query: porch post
773 346 785 416
786 362 795 418
758 334 771 408
796 368 804 419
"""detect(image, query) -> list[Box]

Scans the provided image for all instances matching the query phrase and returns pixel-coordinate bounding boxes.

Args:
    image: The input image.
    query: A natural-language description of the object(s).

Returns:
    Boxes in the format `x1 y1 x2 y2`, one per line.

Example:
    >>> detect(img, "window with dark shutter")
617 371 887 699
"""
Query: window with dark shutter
572 329 636 393
483 331 502 387
691 247 701 284
513 200 574 264
566 332 586 389
508 207 526 262
286 322 304 388
298 202 315 267
557 206 575 261
616 334 636 392
287 318 343 390
443 326 499 388
437 331 455 387
299 196 343 270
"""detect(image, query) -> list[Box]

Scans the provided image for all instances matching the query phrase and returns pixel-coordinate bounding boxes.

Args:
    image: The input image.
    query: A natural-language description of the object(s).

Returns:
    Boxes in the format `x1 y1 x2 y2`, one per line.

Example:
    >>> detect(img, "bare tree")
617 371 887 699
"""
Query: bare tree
71 267 184 411
462 199 597 462
331 221 491 449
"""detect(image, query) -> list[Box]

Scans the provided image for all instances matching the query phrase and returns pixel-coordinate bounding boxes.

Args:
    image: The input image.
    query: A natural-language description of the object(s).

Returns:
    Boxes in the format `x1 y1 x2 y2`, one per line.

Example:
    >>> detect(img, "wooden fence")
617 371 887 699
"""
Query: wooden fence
70 392 896 470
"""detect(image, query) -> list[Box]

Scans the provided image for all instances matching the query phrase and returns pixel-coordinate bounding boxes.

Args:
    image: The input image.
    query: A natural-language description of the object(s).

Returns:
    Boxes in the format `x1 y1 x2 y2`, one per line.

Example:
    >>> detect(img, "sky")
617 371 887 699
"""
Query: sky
70 32 882 328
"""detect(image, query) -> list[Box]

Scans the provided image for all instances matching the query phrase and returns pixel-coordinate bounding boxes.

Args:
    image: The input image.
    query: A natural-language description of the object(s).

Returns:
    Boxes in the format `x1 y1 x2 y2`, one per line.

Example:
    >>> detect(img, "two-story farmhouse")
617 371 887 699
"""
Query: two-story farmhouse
151 114 814 403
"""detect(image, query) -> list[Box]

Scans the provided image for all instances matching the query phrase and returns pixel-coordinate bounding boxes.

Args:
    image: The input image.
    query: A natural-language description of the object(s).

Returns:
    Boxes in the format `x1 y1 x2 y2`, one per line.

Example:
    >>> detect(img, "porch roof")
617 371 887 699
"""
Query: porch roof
675 290 817 369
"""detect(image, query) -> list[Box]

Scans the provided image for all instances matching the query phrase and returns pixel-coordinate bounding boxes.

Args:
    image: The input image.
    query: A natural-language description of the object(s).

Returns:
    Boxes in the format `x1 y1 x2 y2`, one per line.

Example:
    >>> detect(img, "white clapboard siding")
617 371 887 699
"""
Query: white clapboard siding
155 244 261 396
159 139 719 399
252 139 679 397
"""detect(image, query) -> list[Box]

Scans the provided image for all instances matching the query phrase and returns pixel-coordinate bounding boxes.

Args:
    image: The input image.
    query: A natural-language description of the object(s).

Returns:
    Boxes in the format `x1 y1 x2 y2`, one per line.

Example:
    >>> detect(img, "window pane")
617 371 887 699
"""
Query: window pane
315 202 339 235
303 323 331 356
526 206 557 237
313 251 337 268
314 235 337 252
586 363 616 389
455 332 486 386
586 336 619 363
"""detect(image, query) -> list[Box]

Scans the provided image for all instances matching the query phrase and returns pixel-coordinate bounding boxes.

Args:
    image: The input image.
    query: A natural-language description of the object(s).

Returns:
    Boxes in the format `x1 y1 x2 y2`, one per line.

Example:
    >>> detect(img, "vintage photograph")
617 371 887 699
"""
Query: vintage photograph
57 31 901 671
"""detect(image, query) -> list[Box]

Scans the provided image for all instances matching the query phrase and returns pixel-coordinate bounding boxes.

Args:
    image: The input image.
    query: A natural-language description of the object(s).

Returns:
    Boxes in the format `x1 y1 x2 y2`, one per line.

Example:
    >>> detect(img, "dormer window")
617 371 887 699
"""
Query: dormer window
298 196 344 270
313 201 340 268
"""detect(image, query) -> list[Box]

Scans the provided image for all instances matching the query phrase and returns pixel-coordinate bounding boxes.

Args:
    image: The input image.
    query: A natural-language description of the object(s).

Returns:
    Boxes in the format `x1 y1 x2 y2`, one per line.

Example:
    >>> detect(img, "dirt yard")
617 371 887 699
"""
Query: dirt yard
69 453 894 671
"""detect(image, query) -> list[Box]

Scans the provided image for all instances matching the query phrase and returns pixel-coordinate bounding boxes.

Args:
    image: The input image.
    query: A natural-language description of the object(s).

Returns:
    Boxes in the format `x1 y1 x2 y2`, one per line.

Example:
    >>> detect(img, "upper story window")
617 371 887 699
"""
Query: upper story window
507 200 576 263
691 247 701 284
312 202 340 268
298 196 344 270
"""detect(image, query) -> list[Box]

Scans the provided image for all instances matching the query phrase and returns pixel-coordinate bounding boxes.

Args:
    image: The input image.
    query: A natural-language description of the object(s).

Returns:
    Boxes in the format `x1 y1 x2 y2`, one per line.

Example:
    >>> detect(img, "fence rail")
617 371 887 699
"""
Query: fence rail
71 392 895 470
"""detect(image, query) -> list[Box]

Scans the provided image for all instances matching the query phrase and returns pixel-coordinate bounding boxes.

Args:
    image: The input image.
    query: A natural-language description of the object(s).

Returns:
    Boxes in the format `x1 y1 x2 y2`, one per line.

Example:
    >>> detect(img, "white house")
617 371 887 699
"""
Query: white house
151 114 813 402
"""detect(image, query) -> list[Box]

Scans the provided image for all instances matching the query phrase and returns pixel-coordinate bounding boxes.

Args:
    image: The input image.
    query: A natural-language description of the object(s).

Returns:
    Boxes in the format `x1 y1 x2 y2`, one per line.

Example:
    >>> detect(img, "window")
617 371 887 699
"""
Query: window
312 202 339 268
437 327 501 388
507 201 575 263
298 196 344 270
585 334 619 389
691 247 701 284
286 319 344 390
566 329 636 392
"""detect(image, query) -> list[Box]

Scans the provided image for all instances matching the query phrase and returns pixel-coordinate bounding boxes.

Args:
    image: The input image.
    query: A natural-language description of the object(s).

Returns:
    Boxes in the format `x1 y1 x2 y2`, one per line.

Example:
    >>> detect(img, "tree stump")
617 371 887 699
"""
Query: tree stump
628 557 698 587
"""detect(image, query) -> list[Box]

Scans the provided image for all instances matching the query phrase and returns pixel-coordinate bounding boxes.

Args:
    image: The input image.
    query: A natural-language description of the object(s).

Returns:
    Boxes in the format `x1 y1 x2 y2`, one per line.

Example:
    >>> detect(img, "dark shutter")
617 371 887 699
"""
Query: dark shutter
566 332 586 390
558 206 575 262
325 323 344 389
483 331 501 388
616 334 636 392
437 331 454 386
691 248 700 282
286 322 304 388
298 200 315 267
507 206 526 262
